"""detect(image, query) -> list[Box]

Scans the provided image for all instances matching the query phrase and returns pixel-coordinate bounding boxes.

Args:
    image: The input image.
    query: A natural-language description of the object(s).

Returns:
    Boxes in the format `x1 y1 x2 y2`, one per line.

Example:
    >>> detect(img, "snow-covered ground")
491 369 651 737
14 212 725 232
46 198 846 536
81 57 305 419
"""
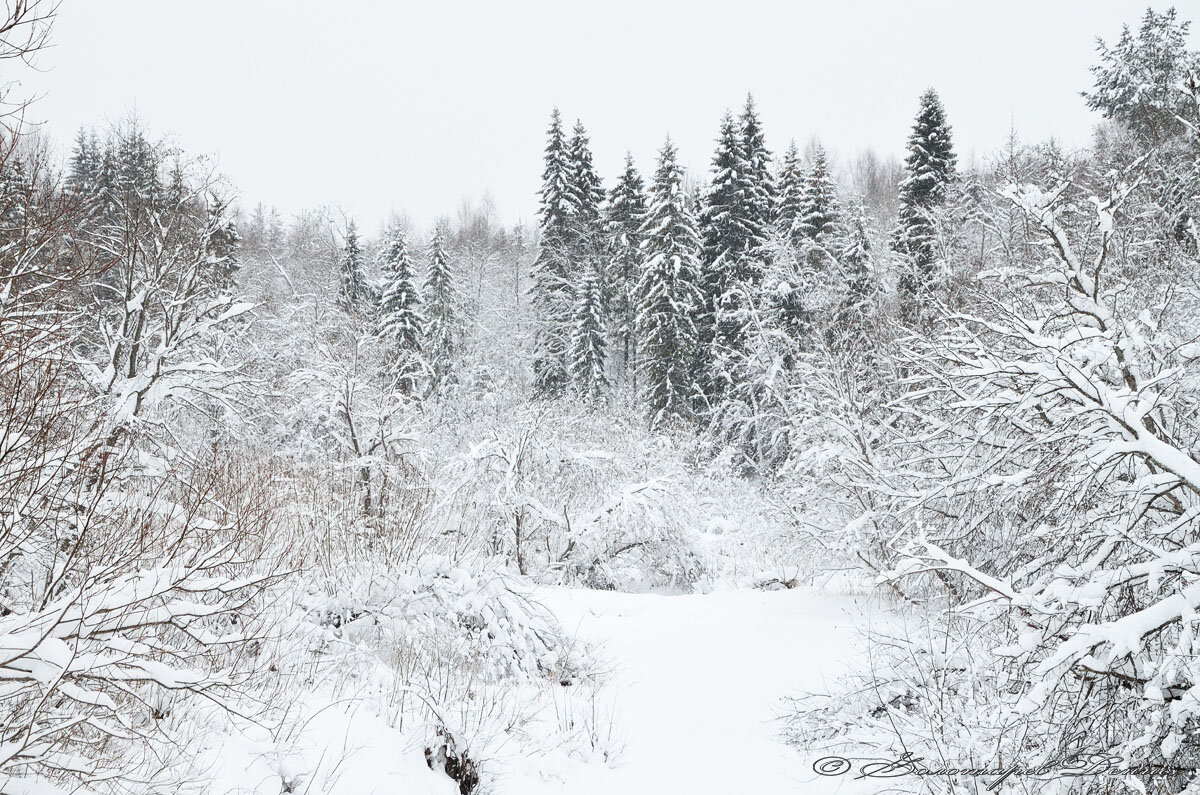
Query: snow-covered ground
495 585 889 794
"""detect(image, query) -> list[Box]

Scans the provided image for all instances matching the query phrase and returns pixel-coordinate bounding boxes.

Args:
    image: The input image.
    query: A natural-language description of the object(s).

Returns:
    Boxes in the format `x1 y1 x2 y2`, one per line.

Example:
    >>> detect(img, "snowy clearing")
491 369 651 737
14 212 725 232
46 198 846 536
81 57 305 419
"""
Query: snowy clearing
494 586 891 794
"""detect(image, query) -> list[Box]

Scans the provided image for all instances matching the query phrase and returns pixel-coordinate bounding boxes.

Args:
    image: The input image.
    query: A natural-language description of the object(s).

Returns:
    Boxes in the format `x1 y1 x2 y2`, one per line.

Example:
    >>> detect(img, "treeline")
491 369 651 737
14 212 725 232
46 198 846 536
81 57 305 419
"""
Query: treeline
522 91 957 435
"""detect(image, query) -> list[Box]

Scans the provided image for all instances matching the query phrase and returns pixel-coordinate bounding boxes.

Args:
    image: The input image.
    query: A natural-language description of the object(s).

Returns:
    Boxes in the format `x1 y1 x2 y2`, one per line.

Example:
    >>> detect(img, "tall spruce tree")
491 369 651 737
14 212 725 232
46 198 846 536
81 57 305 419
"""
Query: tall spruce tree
637 138 703 427
378 228 425 394
567 120 605 253
605 152 648 383
836 204 875 340
339 219 368 313
699 111 764 400
796 142 843 248
739 94 775 243
378 228 423 351
893 88 956 326
423 227 457 390
531 108 575 397
774 139 805 246
570 261 608 402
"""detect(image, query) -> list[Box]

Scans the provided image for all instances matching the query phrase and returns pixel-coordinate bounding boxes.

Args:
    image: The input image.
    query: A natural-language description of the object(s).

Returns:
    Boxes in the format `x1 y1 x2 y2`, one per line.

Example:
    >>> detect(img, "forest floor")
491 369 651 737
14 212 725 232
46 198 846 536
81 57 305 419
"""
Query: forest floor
495 585 891 795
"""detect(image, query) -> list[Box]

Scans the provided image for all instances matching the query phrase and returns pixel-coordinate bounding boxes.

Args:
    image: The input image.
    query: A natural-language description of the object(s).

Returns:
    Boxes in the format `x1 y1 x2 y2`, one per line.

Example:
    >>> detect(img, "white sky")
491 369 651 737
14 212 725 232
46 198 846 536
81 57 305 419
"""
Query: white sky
19 0 1176 231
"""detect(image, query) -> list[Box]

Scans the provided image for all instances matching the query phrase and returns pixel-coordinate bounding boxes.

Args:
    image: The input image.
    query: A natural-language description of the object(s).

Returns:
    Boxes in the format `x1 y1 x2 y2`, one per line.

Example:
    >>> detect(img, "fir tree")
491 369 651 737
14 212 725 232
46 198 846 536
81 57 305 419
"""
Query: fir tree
637 138 703 427
774 140 805 246
570 261 608 402
531 108 575 398
605 152 648 383
339 219 368 313
796 142 843 249
893 88 956 326
423 227 457 389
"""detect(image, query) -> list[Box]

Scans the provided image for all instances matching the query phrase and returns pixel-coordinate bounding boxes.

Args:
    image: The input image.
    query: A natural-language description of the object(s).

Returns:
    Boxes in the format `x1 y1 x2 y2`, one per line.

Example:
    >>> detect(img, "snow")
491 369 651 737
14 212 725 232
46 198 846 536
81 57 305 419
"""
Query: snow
492 585 888 795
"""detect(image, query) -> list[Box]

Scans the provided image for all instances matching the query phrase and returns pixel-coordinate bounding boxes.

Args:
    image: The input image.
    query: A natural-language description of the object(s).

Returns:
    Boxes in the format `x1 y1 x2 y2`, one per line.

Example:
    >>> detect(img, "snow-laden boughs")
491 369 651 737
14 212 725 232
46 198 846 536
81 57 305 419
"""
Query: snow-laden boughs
569 261 608 403
422 227 458 392
802 167 1200 788
636 138 704 427
604 152 647 385
893 88 957 328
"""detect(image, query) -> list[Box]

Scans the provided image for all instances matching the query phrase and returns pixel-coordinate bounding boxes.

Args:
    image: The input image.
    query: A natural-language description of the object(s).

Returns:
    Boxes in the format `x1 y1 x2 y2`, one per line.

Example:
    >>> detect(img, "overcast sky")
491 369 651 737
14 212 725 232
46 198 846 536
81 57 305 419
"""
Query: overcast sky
19 0 1178 233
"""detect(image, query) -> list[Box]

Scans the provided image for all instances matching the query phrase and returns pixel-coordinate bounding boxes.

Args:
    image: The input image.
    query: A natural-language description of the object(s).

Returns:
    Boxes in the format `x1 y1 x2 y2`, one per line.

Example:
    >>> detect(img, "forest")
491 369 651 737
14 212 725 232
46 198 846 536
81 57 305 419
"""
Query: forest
4 2 1200 794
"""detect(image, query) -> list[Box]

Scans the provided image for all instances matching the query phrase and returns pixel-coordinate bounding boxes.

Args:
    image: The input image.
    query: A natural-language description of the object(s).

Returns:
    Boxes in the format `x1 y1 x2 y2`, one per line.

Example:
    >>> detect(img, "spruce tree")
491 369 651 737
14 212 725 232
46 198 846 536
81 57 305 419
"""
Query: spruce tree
68 127 98 194
204 196 241 293
837 205 875 337
339 219 367 312
570 261 608 402
531 108 575 398
637 138 703 427
378 227 425 394
894 88 956 326
739 94 775 244
699 107 770 401
567 120 605 253
796 142 843 248
605 152 648 383
378 228 423 351
423 228 457 389
774 140 805 246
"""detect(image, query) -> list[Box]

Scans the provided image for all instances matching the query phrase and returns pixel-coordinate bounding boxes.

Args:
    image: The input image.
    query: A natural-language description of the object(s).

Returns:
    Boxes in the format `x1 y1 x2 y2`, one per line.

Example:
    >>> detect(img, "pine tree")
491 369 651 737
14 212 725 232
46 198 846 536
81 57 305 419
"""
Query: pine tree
637 138 703 427
894 88 956 327
796 142 843 249
570 261 608 402
339 219 368 312
423 227 457 389
774 140 805 246
531 108 575 398
605 152 648 383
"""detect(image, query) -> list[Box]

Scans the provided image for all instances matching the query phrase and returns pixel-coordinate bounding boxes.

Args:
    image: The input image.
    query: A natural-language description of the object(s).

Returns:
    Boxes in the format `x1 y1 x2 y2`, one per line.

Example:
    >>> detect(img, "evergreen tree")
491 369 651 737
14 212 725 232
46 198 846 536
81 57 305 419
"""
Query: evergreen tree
531 108 575 398
836 204 875 338
699 113 753 397
893 88 956 326
203 195 241 293
796 142 843 249
339 219 368 312
67 127 98 194
774 139 805 246
423 227 457 389
637 138 703 427
378 228 423 351
378 227 425 395
605 152 648 383
570 261 608 402
567 120 605 253
1084 8 1199 144
739 94 775 242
